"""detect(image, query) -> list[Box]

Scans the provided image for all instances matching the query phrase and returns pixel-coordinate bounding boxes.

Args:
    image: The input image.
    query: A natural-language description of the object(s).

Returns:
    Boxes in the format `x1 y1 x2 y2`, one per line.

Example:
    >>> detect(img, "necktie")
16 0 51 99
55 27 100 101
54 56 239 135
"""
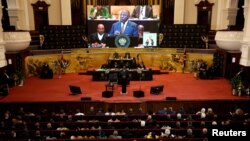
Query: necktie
121 23 125 34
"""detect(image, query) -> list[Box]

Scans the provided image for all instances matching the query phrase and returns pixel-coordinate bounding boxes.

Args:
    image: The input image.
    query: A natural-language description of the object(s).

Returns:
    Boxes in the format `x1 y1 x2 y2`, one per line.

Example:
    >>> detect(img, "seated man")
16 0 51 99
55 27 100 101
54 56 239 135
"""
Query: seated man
89 24 108 48
131 5 153 19
109 10 138 37
137 24 144 46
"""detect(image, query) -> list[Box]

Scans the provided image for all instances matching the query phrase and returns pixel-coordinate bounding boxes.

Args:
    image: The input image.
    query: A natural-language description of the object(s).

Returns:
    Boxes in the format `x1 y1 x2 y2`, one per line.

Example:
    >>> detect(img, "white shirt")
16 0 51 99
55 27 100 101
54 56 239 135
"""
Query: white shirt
139 6 146 19
98 33 104 41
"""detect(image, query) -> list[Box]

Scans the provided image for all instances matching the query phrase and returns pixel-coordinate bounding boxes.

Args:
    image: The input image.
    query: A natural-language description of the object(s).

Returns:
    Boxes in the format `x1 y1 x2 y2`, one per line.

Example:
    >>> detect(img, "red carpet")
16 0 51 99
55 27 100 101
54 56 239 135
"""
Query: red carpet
0 72 248 103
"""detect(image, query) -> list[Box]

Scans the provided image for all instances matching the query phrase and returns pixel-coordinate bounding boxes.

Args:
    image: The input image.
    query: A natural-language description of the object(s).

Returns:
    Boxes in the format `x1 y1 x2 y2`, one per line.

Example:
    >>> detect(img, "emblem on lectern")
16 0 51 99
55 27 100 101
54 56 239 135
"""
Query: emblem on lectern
115 34 130 48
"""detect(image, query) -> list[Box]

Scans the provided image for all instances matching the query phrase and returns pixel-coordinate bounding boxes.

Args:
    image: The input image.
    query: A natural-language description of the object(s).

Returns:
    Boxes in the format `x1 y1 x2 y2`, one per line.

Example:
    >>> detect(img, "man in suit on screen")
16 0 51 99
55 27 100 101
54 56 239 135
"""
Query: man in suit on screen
109 10 138 37
131 5 153 19
89 24 108 48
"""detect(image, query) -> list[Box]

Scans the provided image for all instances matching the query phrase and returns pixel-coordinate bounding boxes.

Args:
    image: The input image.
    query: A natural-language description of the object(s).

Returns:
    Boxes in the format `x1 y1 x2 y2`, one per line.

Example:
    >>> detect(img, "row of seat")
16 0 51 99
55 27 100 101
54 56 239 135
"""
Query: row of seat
4 121 247 130
161 43 206 48
39 25 87 49
2 114 249 121
159 24 208 49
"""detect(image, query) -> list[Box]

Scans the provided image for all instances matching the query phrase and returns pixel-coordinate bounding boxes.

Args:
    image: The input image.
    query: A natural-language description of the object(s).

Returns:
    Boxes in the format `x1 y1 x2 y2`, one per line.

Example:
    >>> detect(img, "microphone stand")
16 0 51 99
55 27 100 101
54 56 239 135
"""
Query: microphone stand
137 69 142 91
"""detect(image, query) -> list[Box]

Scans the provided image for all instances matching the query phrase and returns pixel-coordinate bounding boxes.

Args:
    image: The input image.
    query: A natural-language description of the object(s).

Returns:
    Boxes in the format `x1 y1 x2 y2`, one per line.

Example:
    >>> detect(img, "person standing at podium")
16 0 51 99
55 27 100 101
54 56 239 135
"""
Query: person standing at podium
119 66 129 94
109 10 138 37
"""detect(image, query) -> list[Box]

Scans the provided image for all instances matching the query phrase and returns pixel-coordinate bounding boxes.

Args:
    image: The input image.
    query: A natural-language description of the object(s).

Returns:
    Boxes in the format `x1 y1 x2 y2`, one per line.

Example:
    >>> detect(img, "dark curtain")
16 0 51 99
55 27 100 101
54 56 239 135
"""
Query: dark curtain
71 0 84 25
161 0 174 25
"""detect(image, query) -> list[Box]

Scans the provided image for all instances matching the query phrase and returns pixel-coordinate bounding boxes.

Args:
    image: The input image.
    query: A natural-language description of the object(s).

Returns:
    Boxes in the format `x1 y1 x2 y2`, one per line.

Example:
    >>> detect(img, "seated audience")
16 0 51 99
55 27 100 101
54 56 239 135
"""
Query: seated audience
87 106 96 115
157 107 168 115
116 109 126 115
127 108 134 115
122 127 133 138
137 107 146 115
105 108 115 116
96 130 107 139
75 109 84 116
96 108 105 116
185 128 194 138
109 130 122 139
167 107 176 114
160 128 172 138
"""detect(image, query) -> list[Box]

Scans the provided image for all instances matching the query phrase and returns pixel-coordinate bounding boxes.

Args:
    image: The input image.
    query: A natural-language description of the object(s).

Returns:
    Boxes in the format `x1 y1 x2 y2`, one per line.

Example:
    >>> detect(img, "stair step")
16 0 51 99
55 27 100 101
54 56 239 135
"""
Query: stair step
29 30 40 46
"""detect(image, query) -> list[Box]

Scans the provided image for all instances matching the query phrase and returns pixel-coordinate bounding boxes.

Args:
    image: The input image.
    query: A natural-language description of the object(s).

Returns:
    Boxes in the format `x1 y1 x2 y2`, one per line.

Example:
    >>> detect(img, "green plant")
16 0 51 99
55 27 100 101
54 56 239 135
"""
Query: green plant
230 75 241 89
10 70 24 86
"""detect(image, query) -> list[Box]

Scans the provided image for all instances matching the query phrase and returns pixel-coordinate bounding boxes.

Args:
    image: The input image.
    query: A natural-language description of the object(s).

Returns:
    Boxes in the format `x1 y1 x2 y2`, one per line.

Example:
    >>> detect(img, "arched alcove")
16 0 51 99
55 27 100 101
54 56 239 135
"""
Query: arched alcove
195 0 214 30
31 0 50 31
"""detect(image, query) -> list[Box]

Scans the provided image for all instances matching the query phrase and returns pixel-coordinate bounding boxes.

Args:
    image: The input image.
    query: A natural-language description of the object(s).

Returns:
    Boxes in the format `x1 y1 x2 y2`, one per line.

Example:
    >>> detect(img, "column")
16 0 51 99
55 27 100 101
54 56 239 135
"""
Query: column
174 0 185 24
61 0 72 25
242 0 249 31
226 0 239 27
215 0 227 30
5 0 31 30
6 0 20 30
215 0 239 30
240 1 250 66
0 1 7 68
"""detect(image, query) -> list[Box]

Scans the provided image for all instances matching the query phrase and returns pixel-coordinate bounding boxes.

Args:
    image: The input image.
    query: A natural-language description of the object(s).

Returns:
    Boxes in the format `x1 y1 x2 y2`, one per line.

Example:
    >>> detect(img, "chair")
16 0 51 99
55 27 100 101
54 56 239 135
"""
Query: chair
106 81 114 91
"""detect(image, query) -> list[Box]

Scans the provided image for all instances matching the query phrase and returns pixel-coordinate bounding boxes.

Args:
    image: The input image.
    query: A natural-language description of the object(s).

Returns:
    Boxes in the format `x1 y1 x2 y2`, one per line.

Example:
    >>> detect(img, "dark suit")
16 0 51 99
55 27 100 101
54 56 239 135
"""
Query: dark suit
89 33 108 44
109 21 138 37
131 6 153 19
146 38 154 46
119 68 129 93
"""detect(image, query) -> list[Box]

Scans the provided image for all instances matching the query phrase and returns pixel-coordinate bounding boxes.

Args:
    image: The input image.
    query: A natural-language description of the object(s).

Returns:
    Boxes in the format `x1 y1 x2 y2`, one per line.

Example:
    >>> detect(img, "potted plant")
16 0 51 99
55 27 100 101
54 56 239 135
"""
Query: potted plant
230 75 241 95
10 70 25 86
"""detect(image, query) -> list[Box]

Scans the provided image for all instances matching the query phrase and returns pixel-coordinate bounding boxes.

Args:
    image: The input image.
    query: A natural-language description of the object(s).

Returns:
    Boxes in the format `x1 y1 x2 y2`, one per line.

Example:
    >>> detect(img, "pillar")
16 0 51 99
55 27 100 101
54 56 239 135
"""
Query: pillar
6 0 20 29
242 0 249 31
0 1 7 68
215 0 239 30
240 0 250 66
226 0 239 27
61 0 72 25
174 0 185 24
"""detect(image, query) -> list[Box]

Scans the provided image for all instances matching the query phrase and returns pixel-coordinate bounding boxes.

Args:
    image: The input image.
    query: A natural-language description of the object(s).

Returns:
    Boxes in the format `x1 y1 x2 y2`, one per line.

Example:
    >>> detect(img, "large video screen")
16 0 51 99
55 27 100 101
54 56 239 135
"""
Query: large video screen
87 5 160 48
